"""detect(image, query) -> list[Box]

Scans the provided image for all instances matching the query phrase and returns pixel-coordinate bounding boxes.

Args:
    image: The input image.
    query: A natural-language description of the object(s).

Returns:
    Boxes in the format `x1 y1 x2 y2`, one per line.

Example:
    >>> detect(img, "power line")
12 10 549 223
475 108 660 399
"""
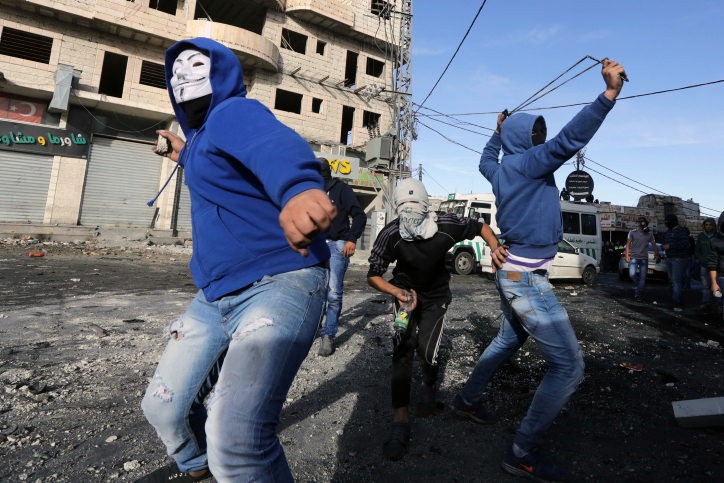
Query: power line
414 0 488 113
416 78 724 117
421 167 452 194
414 103 496 131
417 120 482 154
71 90 173 134
424 115 492 137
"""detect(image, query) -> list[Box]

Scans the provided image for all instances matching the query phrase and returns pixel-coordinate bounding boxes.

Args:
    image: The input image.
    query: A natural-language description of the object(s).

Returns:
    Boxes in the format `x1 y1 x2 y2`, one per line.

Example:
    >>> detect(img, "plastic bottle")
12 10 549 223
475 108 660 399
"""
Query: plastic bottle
394 292 415 334
716 290 723 298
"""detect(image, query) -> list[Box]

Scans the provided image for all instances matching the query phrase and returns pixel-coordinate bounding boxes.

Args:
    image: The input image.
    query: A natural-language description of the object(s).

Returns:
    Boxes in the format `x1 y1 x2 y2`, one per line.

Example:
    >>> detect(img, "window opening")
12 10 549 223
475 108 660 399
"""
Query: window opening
281 29 307 55
362 111 380 130
371 0 392 18
274 89 303 114
194 1 266 34
366 57 384 78
139 61 167 89
0 27 53 64
311 98 323 114
340 106 355 144
581 214 597 236
98 52 129 98
149 0 177 15
562 211 580 235
316 40 326 56
344 51 358 88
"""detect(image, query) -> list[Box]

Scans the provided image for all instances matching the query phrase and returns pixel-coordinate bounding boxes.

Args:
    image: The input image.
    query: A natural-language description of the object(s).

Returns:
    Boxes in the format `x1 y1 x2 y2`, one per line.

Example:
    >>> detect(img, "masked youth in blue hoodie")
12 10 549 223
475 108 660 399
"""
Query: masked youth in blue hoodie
138 38 335 483
455 60 627 482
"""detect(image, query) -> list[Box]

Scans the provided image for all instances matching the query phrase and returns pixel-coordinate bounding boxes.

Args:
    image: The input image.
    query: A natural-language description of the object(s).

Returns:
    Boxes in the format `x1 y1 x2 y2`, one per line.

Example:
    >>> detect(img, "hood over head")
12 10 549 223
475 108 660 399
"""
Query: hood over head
317 157 339 192
719 212 724 235
703 217 716 232
665 214 679 230
165 38 247 137
501 113 546 155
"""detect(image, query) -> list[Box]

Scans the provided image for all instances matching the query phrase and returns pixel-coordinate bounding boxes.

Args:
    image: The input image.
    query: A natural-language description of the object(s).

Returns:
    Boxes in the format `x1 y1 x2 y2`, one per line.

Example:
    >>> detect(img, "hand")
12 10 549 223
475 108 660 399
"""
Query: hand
496 113 505 134
713 282 721 297
279 189 337 258
655 255 661 264
602 59 627 101
625 254 630 263
342 241 356 258
393 288 418 311
153 130 185 162
491 245 509 272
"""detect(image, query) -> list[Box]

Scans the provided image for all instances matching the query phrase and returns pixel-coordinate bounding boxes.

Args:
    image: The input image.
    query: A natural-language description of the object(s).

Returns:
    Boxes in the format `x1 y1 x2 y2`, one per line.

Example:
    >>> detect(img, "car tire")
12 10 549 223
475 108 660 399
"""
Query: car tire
453 251 474 276
582 265 597 284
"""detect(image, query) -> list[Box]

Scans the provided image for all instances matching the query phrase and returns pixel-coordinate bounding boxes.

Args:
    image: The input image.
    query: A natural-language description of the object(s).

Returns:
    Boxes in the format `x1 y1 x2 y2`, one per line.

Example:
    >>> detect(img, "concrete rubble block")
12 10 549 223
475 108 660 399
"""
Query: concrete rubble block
672 396 724 428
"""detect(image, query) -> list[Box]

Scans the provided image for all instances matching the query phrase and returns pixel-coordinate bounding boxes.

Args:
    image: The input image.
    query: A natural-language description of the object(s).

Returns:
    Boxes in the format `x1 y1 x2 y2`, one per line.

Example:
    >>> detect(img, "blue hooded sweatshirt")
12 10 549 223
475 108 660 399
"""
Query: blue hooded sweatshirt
479 93 615 259
163 38 329 302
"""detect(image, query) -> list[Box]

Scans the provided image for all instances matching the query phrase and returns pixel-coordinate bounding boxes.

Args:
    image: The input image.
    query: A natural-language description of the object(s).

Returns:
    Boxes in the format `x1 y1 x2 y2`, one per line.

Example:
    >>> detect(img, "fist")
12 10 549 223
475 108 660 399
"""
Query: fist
153 130 186 163
279 189 337 258
602 59 627 100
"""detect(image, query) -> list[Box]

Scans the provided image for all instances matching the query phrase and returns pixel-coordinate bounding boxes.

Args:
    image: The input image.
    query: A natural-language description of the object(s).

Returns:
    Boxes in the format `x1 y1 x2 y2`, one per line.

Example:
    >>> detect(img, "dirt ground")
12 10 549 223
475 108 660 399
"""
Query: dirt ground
1 243 723 482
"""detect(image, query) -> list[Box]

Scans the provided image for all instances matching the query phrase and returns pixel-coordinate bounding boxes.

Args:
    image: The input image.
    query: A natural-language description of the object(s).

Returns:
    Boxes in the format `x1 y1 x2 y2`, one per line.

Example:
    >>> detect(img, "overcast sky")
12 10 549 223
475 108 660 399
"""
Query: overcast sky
410 0 724 218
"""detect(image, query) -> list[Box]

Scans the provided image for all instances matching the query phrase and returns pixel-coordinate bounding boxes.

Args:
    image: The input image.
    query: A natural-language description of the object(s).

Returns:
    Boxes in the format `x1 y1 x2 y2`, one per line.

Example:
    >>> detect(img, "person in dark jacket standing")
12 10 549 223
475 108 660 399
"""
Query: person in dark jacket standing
708 212 724 322
367 178 505 462
458 59 626 482
696 217 717 313
317 157 367 356
138 39 335 483
662 214 691 311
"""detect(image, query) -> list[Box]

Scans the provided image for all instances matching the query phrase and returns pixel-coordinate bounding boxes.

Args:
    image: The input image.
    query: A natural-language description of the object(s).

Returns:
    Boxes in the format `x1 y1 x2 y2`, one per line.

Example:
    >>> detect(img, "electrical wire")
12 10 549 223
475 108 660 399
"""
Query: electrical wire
413 103 495 131
424 115 491 137
71 90 173 133
414 0 488 113
416 78 724 117
421 167 452 195
417 120 482 154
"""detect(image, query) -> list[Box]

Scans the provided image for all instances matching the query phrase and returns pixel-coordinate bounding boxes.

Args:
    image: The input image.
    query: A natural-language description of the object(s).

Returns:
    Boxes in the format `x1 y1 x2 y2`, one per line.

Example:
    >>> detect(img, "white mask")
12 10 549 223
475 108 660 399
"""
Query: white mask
170 49 212 104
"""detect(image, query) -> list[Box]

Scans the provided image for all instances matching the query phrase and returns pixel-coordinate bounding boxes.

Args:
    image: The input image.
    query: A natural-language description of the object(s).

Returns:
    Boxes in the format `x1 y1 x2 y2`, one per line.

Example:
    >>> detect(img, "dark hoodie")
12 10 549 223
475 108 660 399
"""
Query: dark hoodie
479 93 615 259
695 217 716 266
163 38 329 301
707 212 724 275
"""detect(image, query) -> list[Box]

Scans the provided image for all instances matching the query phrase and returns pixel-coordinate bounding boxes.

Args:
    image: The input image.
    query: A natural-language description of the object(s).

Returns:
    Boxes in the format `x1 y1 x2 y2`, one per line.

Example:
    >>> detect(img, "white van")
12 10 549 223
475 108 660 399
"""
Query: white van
442 194 600 283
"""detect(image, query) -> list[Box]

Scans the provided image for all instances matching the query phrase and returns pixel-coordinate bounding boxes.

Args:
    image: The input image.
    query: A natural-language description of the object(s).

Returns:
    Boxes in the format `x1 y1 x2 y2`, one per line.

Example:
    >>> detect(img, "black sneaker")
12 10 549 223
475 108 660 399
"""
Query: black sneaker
450 393 497 424
695 304 712 314
382 421 410 461
502 445 569 482
133 463 212 483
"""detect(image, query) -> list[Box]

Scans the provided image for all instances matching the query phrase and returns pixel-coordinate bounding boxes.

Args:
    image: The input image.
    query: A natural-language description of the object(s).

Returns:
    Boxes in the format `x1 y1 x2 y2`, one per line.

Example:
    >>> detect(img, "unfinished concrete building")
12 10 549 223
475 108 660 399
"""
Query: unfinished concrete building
0 0 399 247
638 194 708 237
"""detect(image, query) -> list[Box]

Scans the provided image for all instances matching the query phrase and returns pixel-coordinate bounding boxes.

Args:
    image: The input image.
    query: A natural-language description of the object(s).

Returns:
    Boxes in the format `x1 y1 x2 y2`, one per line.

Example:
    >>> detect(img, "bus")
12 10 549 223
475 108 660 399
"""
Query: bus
441 194 601 282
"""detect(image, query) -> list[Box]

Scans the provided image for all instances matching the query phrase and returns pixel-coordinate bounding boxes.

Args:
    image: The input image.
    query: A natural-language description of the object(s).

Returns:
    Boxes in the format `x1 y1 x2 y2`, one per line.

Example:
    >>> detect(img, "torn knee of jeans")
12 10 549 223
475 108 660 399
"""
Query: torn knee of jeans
152 372 174 403
163 318 184 340
232 317 273 341
207 383 231 409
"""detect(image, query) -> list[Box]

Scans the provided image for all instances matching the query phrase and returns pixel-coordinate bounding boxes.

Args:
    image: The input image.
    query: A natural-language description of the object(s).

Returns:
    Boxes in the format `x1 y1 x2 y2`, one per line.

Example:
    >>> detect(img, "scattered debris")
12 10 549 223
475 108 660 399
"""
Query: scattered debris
123 460 140 471
122 318 145 324
620 363 643 372
673 396 724 428
81 323 108 337
28 253 44 257
70 278 81 282
105 435 118 443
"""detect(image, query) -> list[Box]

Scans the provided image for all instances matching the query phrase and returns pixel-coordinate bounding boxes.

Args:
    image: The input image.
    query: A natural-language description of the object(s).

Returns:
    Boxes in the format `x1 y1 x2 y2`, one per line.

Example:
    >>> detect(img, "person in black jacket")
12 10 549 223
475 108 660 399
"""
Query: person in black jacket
663 214 691 311
708 211 724 322
317 157 368 356
367 178 505 462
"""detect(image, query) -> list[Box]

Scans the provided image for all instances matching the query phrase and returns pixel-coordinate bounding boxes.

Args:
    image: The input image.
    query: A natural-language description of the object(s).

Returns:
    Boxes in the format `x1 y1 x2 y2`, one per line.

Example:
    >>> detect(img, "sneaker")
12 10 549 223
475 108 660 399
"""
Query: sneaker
695 304 712 314
450 393 497 424
382 421 410 461
501 445 570 482
416 383 438 418
133 463 212 483
673 302 683 312
318 335 334 357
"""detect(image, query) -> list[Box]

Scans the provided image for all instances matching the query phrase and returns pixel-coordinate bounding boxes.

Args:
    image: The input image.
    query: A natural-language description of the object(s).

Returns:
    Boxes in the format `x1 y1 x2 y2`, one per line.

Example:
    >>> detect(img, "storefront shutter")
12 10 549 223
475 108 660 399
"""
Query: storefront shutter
80 136 162 227
0 151 53 223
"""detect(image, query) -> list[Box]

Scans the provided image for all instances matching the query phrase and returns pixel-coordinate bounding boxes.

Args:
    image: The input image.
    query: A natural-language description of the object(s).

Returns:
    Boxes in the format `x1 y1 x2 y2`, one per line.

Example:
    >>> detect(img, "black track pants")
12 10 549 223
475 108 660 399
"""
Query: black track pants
391 288 451 408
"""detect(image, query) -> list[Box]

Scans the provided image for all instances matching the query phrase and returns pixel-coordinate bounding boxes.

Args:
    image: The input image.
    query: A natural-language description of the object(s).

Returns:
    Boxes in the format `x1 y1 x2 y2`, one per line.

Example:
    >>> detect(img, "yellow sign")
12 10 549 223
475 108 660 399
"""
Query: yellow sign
323 157 360 179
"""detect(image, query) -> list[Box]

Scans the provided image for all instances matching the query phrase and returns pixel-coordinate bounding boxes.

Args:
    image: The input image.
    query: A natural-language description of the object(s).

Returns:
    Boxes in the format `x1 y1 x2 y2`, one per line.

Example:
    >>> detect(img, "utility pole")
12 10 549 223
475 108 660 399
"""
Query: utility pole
418 163 422 181
385 0 413 222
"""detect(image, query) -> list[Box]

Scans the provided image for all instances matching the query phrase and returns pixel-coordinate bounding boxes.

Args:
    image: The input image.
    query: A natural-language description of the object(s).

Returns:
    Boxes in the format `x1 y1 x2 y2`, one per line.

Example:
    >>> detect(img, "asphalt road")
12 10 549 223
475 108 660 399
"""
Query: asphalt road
1 244 723 482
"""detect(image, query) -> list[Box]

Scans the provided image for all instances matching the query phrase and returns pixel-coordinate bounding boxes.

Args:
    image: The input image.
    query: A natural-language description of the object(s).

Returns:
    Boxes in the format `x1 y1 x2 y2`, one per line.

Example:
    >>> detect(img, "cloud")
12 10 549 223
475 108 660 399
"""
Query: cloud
414 47 448 56
577 29 612 42
486 24 565 46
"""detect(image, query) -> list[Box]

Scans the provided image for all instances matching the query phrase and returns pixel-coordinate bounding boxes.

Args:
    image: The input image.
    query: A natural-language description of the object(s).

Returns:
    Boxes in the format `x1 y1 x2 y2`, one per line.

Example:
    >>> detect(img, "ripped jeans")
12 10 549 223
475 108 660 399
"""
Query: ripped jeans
141 266 328 482
459 270 584 452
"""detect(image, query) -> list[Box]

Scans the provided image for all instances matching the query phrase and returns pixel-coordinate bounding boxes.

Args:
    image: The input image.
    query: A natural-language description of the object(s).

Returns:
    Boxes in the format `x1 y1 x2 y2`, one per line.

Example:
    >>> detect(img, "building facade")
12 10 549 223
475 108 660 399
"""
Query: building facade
0 0 399 248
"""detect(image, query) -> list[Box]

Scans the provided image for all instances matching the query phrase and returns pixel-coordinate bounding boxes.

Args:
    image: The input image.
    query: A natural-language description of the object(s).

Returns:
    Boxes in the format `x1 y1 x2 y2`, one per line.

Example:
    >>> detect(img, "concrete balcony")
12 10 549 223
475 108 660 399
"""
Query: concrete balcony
187 20 280 71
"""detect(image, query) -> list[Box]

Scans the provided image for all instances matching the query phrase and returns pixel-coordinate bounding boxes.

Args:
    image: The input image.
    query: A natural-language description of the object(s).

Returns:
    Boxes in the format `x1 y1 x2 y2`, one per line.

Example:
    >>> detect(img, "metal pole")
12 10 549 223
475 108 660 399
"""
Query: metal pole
419 163 422 181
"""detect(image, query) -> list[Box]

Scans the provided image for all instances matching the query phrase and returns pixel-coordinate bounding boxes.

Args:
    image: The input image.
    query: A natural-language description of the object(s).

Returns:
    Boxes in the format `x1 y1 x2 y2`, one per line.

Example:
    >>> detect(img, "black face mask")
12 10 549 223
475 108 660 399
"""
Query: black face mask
179 94 212 129
318 158 337 191
532 119 547 146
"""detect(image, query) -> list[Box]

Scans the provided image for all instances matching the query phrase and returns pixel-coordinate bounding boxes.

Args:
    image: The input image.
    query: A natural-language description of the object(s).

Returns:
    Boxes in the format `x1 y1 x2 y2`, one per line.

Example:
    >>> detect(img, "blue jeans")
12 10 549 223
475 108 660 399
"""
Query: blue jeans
702 267 713 304
460 270 584 452
629 258 648 297
141 267 328 481
668 257 689 303
320 240 350 338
